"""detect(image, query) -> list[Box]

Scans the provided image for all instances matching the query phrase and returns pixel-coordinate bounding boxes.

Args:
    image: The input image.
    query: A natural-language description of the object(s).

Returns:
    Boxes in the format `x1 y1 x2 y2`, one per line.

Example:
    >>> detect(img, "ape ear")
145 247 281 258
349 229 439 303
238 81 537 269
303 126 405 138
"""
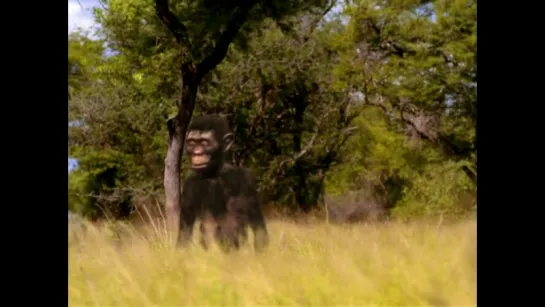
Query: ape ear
223 132 234 152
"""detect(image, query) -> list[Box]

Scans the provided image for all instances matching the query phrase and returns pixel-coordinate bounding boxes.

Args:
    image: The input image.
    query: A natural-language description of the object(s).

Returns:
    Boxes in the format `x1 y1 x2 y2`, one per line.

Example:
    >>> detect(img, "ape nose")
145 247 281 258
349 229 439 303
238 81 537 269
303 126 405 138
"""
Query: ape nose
194 146 204 154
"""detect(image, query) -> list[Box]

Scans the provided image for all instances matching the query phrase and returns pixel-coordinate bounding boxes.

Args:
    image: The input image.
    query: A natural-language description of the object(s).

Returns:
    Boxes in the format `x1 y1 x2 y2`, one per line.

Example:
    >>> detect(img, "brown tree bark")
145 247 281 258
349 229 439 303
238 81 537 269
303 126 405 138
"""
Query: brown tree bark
163 64 198 237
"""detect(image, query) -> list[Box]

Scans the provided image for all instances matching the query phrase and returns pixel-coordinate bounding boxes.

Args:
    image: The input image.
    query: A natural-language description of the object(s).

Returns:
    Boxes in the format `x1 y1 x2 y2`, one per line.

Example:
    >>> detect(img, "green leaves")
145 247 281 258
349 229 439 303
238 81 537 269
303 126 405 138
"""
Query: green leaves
68 0 476 219
324 0 476 217
68 33 106 98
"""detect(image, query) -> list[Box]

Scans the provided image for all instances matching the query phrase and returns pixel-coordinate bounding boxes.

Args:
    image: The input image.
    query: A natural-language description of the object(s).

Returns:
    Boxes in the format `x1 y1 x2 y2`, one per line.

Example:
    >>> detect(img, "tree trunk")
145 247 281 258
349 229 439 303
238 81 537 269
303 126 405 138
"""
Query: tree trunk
164 66 198 240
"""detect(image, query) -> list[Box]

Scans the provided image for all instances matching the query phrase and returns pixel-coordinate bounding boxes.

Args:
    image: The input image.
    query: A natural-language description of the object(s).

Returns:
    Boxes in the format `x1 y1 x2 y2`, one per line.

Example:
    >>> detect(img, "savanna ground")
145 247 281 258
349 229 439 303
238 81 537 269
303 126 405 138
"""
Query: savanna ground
69 215 476 306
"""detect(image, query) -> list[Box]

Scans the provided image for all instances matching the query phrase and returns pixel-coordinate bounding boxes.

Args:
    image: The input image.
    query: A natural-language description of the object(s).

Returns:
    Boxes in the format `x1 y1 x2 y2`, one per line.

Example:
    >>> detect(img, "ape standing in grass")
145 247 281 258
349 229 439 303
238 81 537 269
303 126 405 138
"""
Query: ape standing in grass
177 115 269 252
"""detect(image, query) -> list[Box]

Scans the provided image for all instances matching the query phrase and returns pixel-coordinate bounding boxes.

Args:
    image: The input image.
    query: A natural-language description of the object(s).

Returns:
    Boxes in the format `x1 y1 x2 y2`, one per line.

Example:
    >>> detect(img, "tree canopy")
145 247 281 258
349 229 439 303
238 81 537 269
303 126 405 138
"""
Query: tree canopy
68 0 476 222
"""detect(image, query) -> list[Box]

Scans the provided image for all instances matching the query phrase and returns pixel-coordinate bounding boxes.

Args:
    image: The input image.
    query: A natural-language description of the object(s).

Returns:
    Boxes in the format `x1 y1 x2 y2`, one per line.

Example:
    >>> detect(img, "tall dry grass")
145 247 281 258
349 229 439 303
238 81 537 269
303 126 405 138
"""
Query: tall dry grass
69 217 476 306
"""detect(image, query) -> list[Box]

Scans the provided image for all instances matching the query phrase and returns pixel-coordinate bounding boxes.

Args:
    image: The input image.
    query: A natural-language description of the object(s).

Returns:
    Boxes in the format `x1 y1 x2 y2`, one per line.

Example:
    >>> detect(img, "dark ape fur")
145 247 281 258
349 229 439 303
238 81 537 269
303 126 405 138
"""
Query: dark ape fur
178 115 269 252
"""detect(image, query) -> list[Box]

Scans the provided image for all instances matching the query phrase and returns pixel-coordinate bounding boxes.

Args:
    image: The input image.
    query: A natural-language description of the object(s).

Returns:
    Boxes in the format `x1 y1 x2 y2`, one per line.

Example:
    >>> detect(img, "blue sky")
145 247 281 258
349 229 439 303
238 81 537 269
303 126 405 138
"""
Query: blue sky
68 0 100 34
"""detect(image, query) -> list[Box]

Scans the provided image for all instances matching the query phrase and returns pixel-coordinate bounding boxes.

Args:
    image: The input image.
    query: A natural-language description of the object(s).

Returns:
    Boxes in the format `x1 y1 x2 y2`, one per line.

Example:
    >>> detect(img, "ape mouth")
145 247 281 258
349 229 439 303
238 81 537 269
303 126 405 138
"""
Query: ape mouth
191 155 210 168
191 163 208 169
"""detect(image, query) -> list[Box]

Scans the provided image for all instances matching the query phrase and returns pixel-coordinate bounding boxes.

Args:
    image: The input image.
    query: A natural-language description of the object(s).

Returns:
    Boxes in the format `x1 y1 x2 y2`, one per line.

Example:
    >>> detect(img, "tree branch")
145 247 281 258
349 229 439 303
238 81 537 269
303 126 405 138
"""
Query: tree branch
276 130 319 172
319 124 357 169
303 0 337 42
155 0 191 46
197 0 258 79
322 0 337 18
364 92 477 184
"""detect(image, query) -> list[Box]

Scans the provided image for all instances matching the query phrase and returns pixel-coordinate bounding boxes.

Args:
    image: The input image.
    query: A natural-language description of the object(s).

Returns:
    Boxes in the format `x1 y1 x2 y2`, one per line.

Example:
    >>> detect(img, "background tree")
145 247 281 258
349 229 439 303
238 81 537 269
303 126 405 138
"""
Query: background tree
325 0 476 219
68 0 476 223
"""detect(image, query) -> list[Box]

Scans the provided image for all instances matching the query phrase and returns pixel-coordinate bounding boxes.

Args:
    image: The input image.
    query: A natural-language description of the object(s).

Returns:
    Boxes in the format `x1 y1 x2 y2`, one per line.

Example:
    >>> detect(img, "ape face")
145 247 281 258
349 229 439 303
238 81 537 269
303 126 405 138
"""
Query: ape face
185 130 220 170
185 115 234 173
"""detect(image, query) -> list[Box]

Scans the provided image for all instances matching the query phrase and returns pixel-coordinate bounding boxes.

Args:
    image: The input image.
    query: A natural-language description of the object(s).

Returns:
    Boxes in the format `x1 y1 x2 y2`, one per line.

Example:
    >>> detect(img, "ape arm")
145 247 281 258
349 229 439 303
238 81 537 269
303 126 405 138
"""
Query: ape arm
241 169 270 251
247 192 269 251
177 175 198 247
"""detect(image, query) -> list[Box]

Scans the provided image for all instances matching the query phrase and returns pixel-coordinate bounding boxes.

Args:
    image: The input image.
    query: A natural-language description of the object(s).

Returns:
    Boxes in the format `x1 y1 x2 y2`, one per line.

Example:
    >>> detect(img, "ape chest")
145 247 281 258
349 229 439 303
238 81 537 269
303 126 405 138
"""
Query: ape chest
197 177 240 197
192 179 231 214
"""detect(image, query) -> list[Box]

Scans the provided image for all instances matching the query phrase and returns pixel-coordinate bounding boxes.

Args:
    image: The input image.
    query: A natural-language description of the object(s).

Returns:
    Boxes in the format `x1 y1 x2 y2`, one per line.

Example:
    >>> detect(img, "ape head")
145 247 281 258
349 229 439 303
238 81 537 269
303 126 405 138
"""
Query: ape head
185 115 234 173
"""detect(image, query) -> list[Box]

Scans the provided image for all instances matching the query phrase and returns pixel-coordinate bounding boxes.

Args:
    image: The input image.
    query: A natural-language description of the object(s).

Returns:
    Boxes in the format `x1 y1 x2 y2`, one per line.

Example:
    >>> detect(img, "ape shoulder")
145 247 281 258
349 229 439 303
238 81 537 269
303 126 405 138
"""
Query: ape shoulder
221 163 255 179
220 164 258 196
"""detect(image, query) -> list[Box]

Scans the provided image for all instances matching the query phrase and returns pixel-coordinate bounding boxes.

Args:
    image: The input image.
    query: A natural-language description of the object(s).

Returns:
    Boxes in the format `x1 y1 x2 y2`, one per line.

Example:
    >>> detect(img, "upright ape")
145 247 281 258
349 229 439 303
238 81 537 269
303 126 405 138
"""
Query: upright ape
177 115 269 252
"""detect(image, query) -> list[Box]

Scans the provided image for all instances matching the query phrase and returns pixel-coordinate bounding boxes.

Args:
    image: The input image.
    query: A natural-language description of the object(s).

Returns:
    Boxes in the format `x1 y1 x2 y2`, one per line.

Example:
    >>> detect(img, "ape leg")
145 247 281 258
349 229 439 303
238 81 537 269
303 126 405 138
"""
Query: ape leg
238 226 248 246
177 207 196 247
199 212 218 250
215 214 241 252
248 206 269 252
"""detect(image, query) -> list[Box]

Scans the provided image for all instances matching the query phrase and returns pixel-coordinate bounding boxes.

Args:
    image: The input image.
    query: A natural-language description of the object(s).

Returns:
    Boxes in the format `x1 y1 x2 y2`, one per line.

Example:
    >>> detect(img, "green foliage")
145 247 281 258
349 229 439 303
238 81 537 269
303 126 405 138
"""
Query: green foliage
323 0 476 218
68 33 105 98
68 170 92 216
68 0 477 220
392 160 475 219
325 108 414 195
68 31 170 218
68 148 136 220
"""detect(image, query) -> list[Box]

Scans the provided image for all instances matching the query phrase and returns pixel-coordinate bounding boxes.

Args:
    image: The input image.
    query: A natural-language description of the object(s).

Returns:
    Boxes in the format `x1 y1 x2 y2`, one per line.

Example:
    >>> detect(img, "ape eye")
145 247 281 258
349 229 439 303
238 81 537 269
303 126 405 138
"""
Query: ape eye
187 140 196 146
200 140 209 146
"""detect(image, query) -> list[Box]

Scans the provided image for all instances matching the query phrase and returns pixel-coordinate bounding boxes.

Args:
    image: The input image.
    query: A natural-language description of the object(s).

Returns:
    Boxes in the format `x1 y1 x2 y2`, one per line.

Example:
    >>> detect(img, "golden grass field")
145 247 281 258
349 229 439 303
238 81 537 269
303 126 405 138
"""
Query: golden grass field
68 218 476 306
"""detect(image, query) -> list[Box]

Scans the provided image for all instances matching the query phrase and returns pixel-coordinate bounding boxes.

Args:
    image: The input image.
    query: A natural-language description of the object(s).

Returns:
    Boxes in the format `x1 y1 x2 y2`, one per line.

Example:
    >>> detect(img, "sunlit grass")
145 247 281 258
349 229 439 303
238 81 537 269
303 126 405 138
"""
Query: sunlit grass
69 218 476 306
